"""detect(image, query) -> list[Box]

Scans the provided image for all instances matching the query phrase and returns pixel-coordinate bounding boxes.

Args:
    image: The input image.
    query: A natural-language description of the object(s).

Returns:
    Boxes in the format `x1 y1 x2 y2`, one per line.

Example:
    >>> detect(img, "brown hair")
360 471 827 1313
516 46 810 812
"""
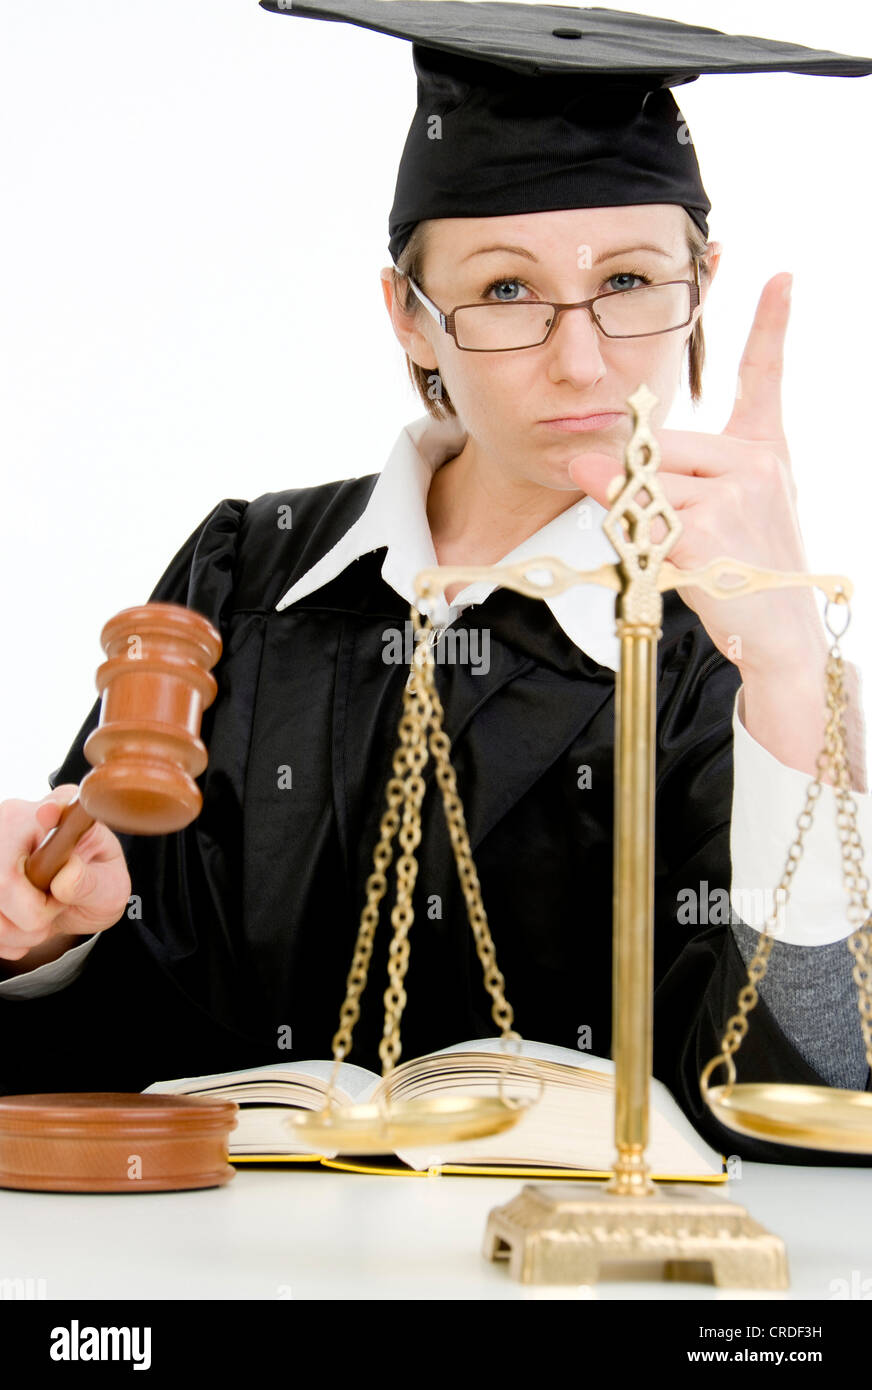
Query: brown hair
390 210 711 421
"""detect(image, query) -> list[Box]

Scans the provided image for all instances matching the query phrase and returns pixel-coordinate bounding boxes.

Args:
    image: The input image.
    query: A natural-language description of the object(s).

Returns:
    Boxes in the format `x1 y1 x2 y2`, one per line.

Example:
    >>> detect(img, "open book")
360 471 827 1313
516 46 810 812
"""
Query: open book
143 1037 726 1181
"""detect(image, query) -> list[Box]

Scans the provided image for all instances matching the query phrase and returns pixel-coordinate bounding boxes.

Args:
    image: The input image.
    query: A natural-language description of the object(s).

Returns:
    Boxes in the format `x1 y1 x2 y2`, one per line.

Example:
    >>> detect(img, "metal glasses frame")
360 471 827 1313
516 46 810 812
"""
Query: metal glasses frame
393 259 702 350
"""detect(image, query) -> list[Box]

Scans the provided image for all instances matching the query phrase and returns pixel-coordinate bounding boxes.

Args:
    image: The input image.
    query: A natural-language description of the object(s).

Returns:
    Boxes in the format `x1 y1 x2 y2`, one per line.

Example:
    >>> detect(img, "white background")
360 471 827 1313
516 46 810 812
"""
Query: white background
2 0 871 798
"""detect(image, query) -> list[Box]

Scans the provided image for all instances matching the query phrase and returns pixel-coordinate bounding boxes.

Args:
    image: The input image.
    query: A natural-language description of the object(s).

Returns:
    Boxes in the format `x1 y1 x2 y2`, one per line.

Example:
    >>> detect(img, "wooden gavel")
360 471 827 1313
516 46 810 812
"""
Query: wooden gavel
25 603 223 892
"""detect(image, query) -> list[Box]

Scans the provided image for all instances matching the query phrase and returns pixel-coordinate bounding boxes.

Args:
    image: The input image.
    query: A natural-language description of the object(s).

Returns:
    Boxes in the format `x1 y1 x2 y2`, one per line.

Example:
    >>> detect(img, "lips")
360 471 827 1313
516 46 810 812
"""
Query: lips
542 411 623 421
539 412 625 432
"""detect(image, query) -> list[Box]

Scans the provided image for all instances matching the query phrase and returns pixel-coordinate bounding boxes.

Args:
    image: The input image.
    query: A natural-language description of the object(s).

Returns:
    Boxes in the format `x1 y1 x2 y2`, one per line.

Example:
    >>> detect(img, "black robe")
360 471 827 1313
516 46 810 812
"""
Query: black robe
2 477 869 1166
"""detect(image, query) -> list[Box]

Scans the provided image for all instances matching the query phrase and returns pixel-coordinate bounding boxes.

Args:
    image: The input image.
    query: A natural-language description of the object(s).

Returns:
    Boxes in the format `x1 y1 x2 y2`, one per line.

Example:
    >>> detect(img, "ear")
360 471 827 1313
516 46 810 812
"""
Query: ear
702 240 722 294
686 240 721 337
379 267 394 314
379 267 439 371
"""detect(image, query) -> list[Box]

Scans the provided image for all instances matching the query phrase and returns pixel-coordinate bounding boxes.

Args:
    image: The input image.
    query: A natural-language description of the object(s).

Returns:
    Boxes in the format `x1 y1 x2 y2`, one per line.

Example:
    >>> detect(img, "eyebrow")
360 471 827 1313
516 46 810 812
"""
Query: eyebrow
461 242 674 264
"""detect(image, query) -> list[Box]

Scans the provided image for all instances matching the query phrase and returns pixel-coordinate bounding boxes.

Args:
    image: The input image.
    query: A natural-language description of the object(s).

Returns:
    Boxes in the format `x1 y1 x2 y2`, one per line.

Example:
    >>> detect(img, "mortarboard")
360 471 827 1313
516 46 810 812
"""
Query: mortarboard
258 1 872 261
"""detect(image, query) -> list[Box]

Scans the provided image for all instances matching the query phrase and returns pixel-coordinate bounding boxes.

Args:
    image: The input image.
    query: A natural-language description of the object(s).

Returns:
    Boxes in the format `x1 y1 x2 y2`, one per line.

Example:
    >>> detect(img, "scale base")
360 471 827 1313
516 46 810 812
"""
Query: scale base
483 1182 789 1288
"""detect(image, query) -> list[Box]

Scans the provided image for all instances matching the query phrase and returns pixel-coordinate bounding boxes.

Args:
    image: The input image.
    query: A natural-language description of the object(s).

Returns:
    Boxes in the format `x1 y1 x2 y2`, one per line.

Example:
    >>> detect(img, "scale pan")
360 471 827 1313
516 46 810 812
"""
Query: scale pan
283 1094 526 1154
707 1082 872 1153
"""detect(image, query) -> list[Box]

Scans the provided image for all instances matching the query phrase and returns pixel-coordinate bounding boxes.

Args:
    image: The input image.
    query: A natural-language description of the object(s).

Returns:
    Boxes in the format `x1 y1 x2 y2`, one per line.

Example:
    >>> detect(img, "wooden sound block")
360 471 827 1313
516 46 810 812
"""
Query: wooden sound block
0 1093 238 1193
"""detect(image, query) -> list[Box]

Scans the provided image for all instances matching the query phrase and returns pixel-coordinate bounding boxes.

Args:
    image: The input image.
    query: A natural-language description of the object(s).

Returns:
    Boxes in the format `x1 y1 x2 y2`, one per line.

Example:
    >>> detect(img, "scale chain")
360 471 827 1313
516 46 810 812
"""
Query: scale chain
322 606 527 1115
703 600 872 1094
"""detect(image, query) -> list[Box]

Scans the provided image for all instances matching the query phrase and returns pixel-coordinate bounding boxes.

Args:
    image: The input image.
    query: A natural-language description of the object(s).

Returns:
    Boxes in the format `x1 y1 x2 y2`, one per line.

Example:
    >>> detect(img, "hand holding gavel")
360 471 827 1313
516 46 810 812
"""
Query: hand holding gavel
0 788 133 967
0 603 222 968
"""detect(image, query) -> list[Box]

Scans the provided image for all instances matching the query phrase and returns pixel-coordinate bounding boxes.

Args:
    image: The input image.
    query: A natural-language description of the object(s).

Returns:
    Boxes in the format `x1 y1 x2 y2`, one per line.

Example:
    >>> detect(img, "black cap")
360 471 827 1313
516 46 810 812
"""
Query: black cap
259 1 872 261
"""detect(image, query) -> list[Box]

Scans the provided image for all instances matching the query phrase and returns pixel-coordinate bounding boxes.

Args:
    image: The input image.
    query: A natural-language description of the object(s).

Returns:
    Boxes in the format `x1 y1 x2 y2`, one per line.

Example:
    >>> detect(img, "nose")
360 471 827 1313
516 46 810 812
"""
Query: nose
544 304 607 388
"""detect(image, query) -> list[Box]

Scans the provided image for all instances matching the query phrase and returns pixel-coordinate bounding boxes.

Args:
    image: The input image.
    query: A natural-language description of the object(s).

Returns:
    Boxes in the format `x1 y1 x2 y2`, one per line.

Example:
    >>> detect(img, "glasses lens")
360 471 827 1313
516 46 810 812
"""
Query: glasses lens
453 302 554 350
452 284 692 349
594 283 691 337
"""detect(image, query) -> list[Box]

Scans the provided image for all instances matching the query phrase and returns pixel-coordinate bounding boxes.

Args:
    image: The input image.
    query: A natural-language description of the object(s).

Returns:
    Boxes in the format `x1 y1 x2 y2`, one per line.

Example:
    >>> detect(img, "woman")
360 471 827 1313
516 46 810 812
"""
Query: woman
1 5 870 1166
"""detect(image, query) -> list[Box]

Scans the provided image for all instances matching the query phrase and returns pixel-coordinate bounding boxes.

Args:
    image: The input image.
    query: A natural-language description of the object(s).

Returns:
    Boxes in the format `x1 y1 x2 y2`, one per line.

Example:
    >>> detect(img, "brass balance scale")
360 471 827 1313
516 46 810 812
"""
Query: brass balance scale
283 383 872 1286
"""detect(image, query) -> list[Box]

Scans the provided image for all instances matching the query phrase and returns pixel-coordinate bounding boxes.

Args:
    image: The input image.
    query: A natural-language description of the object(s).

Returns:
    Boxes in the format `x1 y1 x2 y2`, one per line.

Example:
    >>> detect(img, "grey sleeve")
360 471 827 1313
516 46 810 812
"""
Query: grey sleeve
730 919 871 1091
0 933 101 999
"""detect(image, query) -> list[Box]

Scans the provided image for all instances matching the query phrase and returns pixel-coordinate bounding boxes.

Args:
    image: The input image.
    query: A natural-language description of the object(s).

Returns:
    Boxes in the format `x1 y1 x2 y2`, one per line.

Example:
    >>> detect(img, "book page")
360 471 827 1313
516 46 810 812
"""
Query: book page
422 1036 616 1074
384 1039 721 1175
142 1037 722 1174
143 1056 379 1104
395 1082 719 1175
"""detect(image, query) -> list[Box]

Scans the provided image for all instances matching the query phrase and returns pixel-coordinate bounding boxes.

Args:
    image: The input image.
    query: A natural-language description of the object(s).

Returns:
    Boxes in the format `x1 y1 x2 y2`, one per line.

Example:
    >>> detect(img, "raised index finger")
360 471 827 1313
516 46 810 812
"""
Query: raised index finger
725 272 792 442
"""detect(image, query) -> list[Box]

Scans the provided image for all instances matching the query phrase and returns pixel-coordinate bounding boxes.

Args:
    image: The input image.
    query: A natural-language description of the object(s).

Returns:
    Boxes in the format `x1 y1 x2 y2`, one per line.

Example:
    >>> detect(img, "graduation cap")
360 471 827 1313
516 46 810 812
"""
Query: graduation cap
259 1 872 260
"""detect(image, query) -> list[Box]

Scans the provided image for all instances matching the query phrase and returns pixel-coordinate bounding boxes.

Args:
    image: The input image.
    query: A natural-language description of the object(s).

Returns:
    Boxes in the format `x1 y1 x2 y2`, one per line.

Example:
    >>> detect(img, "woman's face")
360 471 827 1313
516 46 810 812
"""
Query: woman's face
383 204 719 494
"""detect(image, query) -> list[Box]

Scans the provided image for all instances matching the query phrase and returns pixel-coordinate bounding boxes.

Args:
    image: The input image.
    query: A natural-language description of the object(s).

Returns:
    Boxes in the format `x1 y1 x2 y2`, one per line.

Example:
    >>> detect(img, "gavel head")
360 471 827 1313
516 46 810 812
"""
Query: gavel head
78 603 223 835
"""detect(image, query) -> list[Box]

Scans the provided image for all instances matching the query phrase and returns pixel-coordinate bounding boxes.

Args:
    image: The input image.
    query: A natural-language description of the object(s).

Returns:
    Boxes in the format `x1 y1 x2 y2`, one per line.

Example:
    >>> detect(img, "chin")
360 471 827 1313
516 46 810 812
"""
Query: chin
535 461 591 493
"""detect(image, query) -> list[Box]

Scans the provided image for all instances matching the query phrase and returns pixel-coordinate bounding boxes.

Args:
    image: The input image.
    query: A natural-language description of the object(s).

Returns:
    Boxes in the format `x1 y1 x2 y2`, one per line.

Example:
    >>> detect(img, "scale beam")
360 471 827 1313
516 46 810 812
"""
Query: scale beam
413 553 850 608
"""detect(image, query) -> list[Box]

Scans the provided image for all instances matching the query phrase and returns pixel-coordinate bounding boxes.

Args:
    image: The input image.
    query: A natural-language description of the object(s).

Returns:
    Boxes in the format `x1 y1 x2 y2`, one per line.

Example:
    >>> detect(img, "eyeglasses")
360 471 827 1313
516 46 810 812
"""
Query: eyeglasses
394 261 701 351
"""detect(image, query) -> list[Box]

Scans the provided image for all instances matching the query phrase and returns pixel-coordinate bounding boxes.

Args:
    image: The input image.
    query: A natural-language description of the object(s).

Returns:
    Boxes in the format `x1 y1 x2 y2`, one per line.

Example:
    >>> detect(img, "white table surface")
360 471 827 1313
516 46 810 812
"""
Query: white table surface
1 1161 870 1300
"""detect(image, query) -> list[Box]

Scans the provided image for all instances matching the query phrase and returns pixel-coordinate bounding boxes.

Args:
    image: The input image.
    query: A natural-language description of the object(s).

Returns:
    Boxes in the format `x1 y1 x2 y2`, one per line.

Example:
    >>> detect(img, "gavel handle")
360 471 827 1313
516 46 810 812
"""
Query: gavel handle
25 793 97 893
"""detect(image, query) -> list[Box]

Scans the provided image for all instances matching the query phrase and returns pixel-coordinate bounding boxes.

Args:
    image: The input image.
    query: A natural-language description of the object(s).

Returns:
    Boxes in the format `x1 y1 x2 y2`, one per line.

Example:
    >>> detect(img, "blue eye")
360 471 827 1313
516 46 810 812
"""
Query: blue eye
605 271 653 293
481 270 655 302
482 277 532 301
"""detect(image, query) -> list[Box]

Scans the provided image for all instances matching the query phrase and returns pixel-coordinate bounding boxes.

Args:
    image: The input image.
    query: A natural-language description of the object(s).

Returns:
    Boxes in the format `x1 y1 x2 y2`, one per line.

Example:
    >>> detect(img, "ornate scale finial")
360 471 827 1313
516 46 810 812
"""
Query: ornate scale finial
602 383 683 627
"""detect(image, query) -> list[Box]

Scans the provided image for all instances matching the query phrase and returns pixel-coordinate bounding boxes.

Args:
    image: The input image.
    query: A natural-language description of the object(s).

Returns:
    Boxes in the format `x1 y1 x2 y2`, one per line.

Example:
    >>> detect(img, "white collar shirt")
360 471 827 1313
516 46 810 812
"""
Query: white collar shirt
276 412 622 670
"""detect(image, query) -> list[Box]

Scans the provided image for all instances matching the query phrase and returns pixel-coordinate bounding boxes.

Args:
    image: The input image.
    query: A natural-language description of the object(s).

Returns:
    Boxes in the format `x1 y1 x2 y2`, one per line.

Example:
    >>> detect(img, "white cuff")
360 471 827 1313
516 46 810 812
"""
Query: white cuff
730 685 872 944
0 932 101 999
